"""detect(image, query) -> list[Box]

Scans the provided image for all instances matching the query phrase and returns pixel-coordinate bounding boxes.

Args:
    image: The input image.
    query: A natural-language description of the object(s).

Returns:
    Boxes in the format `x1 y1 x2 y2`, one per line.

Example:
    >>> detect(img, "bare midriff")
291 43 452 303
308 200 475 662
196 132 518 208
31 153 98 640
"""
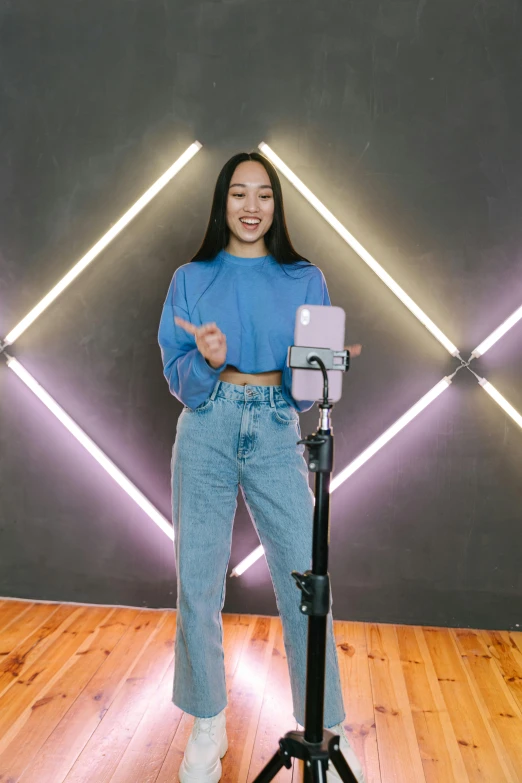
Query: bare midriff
218 364 282 386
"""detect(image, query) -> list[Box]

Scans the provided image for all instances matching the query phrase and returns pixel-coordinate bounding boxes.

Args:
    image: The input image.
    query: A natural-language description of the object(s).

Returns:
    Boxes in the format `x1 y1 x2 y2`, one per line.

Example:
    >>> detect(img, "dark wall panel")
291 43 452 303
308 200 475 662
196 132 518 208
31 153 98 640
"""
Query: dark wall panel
1 0 521 629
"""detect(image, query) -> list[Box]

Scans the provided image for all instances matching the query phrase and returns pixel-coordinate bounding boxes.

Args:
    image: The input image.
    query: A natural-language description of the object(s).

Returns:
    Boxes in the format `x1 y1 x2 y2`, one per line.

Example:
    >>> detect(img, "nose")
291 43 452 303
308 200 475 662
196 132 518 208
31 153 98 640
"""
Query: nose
243 193 259 212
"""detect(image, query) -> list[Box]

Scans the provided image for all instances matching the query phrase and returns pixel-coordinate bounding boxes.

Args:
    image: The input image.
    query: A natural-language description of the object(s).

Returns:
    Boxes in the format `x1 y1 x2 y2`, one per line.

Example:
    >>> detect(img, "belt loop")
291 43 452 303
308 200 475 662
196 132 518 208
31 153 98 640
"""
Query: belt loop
269 385 275 408
210 381 220 400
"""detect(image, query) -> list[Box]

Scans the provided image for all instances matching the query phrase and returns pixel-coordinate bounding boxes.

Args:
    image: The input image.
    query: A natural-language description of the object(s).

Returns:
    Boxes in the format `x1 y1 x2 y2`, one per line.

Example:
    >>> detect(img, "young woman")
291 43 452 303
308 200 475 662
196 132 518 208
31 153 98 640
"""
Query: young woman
158 151 365 783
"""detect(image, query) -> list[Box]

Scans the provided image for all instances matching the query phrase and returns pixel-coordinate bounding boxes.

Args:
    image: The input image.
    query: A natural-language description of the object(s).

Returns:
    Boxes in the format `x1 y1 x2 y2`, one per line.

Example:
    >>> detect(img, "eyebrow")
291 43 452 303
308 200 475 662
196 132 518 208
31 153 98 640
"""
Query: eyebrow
228 183 273 189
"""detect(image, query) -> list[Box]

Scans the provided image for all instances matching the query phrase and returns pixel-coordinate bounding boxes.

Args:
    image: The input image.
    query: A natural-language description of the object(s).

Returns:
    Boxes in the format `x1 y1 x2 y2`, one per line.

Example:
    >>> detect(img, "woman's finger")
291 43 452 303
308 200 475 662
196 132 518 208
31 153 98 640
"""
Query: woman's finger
197 323 219 338
174 316 197 335
175 317 221 339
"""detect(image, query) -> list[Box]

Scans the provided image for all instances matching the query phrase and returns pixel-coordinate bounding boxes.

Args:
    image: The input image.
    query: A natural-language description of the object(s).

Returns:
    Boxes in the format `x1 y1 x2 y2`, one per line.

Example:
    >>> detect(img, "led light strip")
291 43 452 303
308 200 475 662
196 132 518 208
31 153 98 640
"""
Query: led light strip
478 378 522 429
3 142 202 347
230 377 452 576
6 356 174 541
231 546 265 577
329 378 452 490
258 142 459 357
471 304 522 358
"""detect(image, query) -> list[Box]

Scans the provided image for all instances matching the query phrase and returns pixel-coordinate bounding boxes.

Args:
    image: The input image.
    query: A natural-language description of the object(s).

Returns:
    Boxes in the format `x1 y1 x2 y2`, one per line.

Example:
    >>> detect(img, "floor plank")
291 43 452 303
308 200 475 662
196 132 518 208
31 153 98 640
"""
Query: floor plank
337 620 380 783
247 617 294 782
62 610 173 783
397 625 467 783
108 657 182 783
414 627 470 783
452 628 522 781
482 630 522 716
221 615 277 782
0 603 58 660
0 603 80 700
366 623 426 782
0 601 33 634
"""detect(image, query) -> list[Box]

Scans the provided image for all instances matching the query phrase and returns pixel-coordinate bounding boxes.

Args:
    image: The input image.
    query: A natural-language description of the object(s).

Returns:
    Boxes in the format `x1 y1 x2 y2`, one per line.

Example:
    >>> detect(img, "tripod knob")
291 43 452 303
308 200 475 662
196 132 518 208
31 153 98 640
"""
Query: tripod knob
291 570 331 616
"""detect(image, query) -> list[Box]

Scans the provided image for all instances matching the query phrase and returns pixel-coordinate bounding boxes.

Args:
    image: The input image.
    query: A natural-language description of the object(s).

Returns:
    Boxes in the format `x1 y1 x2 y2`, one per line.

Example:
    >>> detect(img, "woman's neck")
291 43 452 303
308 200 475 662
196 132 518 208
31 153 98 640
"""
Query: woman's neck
225 237 268 258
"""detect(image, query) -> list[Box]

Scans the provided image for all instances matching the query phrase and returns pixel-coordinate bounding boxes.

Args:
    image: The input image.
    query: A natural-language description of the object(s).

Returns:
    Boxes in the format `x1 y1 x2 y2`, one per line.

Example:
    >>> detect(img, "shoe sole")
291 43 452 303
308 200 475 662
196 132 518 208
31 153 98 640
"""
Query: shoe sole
179 732 228 783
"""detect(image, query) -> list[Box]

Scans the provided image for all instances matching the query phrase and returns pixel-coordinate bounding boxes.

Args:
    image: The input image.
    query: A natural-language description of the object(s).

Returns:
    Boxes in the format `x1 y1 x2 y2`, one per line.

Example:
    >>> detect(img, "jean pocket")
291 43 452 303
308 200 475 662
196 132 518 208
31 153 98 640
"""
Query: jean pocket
272 401 299 425
184 398 214 413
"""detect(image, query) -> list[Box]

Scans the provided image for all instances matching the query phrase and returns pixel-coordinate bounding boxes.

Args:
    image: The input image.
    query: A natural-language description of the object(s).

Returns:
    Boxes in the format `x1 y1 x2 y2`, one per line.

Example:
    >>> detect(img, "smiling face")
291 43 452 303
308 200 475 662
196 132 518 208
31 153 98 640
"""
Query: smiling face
225 160 275 257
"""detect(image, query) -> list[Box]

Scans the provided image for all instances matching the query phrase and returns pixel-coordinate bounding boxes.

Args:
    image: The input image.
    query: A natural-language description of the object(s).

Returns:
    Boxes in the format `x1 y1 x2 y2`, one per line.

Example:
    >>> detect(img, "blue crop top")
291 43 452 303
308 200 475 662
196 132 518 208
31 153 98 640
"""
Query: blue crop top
158 249 332 412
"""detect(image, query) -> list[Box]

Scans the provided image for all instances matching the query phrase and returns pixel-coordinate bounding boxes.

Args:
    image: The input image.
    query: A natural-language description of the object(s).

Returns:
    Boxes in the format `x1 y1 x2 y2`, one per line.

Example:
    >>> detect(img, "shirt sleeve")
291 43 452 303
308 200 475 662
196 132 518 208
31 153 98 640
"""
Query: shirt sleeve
158 268 228 409
281 266 332 413
304 264 332 307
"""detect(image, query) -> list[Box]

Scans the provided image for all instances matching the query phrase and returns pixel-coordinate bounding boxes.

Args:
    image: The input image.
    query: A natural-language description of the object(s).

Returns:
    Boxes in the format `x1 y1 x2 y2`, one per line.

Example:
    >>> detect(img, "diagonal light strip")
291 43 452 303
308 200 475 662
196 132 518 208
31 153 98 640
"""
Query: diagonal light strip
5 356 174 541
231 377 452 576
477 377 522 429
258 142 459 357
471 303 522 358
329 377 452 490
3 141 202 347
230 546 265 577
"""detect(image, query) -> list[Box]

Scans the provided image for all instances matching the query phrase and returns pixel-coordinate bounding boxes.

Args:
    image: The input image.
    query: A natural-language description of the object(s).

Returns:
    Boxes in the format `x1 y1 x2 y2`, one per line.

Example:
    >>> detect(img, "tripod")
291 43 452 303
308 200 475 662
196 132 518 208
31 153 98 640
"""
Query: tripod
252 347 359 783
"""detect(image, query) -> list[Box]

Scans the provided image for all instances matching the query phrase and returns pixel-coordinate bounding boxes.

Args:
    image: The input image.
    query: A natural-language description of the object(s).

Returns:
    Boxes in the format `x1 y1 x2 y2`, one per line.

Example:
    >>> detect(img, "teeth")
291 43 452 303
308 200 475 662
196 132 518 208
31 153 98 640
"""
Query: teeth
240 219 260 224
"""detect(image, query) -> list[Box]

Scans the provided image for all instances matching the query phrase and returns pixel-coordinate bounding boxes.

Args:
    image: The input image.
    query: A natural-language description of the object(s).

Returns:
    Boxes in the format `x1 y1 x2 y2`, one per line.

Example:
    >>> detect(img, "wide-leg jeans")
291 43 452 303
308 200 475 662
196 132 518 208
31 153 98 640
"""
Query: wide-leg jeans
171 380 346 728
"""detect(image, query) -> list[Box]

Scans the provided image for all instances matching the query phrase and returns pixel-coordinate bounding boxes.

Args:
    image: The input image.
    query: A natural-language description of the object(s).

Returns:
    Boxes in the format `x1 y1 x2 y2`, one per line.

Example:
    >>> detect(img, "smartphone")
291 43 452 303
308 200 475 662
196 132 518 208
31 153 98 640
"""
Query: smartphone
291 305 345 403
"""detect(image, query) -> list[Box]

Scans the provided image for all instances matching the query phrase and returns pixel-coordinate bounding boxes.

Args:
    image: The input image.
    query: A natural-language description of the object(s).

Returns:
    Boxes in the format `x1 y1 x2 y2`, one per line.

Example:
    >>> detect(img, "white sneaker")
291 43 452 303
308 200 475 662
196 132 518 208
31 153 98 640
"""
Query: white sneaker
326 722 366 783
179 709 228 783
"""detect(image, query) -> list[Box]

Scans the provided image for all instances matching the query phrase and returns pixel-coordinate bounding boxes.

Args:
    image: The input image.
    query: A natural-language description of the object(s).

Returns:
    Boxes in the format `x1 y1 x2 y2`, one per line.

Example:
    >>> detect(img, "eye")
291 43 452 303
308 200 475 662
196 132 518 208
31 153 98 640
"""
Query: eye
230 191 271 199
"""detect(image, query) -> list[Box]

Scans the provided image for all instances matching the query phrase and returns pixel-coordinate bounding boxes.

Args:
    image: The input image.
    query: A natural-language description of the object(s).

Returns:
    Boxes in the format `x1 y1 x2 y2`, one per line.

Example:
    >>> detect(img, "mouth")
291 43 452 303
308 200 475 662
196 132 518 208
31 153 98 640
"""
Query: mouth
239 218 261 232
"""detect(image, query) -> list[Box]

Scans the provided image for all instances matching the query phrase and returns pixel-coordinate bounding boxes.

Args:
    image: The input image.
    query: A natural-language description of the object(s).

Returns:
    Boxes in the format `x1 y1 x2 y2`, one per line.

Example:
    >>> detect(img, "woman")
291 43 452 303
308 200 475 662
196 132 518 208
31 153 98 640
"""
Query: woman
158 151 365 783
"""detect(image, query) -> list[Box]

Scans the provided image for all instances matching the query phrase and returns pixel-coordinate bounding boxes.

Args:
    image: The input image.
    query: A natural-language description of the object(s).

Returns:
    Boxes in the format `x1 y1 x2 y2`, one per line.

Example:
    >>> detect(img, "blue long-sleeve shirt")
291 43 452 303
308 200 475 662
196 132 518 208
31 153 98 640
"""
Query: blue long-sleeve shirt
158 249 331 412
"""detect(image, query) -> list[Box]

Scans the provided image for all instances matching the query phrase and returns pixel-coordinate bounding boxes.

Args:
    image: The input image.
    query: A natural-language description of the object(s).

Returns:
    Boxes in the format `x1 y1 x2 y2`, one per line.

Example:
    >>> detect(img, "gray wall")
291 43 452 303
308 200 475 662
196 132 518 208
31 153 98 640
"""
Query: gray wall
1 0 521 629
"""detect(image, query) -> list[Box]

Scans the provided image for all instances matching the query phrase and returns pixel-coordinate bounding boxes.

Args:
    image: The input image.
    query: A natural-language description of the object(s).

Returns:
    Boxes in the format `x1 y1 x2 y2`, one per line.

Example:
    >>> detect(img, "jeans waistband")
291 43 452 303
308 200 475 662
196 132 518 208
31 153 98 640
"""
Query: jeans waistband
210 380 285 405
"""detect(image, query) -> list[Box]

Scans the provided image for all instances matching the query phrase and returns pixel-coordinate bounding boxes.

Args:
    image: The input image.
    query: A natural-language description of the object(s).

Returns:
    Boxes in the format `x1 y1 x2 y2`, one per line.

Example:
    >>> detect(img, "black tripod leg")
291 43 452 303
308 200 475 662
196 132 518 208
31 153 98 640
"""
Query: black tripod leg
251 748 289 782
309 759 328 783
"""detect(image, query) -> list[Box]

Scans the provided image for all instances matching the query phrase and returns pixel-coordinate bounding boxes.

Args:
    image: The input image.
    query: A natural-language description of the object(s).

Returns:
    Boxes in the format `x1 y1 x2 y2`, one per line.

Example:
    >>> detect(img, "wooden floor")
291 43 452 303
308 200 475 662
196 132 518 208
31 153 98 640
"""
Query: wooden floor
0 601 521 782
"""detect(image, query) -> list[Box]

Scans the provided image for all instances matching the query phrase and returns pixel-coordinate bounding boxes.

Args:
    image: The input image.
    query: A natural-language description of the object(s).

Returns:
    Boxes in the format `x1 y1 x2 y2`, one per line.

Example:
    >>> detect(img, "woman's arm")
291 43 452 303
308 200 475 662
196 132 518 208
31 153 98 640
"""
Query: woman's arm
158 268 227 409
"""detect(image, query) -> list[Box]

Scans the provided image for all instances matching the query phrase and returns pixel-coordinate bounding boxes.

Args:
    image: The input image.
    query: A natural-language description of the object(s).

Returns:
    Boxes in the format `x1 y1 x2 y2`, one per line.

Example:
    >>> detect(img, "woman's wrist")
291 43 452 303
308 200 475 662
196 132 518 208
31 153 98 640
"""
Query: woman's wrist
205 357 225 370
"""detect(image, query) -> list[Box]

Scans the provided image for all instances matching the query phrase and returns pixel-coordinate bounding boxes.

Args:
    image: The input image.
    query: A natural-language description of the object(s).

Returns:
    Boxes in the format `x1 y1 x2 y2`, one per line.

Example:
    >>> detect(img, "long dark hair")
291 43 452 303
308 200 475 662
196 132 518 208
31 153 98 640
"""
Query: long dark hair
190 151 310 266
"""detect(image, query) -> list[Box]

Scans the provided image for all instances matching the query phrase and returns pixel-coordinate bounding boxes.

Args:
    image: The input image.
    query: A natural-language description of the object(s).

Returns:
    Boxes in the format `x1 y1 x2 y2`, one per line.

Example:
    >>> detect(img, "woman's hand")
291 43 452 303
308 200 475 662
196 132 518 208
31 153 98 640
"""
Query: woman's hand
345 344 362 357
175 316 227 369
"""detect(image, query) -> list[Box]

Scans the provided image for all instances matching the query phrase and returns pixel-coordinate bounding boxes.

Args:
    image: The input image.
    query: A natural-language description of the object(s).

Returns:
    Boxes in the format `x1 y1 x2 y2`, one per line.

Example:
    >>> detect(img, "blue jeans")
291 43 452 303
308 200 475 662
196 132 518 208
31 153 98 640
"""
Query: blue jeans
171 380 346 728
